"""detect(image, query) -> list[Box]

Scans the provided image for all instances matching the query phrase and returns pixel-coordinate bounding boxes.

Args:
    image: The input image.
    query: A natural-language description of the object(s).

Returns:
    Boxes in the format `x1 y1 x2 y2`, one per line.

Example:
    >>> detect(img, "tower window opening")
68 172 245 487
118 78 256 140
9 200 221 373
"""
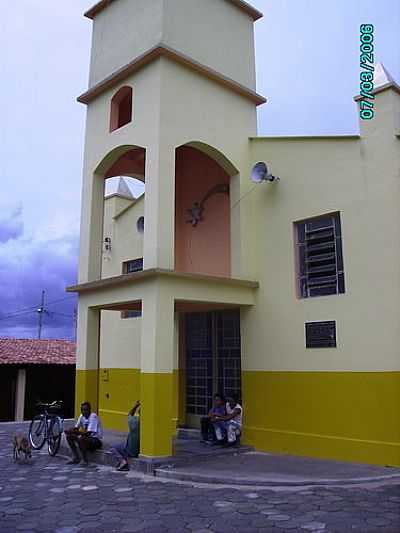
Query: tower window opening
110 86 133 132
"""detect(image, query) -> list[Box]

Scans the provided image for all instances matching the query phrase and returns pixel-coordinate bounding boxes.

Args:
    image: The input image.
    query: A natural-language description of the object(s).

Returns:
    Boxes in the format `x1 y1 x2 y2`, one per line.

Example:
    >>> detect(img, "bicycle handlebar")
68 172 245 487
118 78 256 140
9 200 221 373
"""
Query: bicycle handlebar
36 401 64 409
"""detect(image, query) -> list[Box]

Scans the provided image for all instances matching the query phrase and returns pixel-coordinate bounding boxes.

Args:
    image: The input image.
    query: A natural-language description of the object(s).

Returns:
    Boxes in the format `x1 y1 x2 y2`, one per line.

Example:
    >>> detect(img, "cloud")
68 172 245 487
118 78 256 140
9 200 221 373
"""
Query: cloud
0 209 79 340
0 205 24 243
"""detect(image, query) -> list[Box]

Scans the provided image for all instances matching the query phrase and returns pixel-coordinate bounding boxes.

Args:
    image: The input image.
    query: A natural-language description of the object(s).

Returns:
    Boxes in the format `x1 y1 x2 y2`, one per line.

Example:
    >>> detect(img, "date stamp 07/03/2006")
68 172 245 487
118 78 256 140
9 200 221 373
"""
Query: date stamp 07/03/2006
359 24 375 120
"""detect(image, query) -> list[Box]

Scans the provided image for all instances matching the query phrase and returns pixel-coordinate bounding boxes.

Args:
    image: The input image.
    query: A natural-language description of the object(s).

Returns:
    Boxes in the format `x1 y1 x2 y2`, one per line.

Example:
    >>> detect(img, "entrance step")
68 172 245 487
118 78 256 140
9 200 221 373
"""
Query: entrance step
176 427 200 440
58 428 252 474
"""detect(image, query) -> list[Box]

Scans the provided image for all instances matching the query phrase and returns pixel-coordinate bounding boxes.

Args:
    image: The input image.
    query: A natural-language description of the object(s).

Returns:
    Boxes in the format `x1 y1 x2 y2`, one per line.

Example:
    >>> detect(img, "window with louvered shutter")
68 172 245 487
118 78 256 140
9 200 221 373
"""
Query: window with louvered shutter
295 213 345 298
123 258 143 274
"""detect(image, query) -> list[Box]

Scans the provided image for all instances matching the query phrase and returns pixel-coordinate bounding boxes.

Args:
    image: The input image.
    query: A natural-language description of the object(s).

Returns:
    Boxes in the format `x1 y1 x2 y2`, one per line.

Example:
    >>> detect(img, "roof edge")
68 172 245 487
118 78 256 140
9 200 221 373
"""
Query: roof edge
250 135 360 141
354 81 400 102
77 44 266 106
85 0 263 21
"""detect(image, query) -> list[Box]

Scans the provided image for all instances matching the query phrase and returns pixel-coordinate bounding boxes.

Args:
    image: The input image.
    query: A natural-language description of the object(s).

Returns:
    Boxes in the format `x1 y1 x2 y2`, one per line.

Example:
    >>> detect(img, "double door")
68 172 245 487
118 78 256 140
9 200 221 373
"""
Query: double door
185 310 241 427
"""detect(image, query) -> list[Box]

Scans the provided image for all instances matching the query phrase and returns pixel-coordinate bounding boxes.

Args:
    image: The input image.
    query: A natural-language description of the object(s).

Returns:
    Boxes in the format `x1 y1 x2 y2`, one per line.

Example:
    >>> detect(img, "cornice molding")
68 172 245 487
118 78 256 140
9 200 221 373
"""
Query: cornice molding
77 44 266 106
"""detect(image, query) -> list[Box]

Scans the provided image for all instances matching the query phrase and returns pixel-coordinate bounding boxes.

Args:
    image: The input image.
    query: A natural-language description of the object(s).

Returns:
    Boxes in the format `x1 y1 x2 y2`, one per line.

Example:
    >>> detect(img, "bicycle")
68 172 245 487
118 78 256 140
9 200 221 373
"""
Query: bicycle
28 401 64 456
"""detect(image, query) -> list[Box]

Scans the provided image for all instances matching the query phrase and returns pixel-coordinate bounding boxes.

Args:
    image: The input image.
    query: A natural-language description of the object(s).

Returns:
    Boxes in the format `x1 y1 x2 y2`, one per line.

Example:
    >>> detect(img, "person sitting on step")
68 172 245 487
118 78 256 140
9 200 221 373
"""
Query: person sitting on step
212 396 243 446
200 393 226 443
64 401 103 466
111 400 141 471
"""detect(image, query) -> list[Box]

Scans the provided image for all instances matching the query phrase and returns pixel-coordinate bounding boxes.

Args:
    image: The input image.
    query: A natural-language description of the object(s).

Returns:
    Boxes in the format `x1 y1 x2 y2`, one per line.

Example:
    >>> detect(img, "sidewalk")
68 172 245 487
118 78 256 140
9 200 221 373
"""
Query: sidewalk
156 450 400 487
4 421 400 487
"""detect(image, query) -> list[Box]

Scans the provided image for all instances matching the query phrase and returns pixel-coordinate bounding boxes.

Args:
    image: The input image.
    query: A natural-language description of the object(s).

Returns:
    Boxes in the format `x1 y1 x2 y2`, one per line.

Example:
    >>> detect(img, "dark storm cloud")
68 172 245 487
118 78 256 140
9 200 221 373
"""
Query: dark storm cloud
0 229 79 340
0 205 24 243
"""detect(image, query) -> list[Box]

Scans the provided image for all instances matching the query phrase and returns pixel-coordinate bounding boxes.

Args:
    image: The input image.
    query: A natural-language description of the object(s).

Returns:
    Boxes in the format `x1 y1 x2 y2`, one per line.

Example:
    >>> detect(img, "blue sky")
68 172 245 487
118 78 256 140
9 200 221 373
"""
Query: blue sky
0 0 399 339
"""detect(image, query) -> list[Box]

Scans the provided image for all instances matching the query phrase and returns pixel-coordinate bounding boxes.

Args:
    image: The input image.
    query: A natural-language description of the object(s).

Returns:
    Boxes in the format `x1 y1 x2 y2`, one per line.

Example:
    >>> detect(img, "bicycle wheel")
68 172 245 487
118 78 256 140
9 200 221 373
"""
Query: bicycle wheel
47 418 62 456
29 415 46 450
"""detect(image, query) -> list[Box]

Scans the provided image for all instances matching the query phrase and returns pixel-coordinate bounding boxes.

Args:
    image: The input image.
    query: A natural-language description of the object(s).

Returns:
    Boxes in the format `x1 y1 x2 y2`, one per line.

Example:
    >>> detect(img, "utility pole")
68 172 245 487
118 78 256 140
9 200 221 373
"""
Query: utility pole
73 307 78 341
37 290 45 340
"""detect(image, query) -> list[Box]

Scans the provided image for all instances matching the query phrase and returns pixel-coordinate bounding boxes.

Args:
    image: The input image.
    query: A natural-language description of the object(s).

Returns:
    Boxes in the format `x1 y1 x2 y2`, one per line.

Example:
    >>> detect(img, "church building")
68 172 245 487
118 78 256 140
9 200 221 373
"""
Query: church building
69 0 400 466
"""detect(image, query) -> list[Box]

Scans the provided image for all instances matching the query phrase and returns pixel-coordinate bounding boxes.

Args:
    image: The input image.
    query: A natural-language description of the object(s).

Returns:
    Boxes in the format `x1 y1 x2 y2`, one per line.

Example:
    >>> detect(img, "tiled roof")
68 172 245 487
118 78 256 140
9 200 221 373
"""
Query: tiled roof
0 338 76 365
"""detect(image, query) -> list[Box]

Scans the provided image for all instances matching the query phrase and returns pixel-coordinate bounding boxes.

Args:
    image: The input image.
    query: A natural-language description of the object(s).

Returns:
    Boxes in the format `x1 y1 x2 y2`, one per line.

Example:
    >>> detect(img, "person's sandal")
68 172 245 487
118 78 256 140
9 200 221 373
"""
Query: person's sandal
66 458 80 465
116 463 129 471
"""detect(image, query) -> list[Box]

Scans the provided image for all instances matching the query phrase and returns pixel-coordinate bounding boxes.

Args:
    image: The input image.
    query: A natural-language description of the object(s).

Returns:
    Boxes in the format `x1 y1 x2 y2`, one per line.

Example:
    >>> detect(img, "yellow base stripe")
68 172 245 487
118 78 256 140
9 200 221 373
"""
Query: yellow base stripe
140 372 174 457
75 369 98 418
98 368 141 431
242 371 400 466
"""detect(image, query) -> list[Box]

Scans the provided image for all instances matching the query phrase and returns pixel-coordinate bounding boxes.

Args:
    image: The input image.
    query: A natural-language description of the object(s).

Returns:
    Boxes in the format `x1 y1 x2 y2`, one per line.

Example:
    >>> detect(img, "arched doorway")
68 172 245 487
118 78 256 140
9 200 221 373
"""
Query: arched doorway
175 143 238 277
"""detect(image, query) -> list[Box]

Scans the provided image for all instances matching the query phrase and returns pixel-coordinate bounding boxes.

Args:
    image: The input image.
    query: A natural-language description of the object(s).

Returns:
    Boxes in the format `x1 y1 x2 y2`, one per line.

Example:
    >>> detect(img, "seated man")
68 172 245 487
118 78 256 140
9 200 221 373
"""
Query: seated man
112 400 140 471
64 401 103 466
213 396 243 445
200 394 226 443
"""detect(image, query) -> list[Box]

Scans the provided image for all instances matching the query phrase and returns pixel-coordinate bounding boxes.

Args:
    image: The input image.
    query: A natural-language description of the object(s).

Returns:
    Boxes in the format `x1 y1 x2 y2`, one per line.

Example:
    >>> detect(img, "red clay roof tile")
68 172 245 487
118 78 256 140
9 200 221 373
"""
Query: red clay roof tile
0 338 76 365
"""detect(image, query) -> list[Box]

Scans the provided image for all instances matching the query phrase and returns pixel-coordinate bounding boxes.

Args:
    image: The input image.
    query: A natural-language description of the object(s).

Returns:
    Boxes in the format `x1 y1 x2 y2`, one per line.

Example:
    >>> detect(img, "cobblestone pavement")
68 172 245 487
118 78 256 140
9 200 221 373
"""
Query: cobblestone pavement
0 425 399 533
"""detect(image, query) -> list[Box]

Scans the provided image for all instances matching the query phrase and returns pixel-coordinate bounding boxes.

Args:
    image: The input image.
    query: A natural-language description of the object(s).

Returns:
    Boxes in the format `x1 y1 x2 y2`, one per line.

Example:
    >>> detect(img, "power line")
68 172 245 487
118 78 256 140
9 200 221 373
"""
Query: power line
0 295 76 321
0 309 39 322
50 311 75 319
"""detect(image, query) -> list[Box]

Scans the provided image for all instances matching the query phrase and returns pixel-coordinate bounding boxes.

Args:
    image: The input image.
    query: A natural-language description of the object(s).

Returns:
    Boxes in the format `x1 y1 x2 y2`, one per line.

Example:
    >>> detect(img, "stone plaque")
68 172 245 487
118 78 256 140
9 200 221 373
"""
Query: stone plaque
305 321 336 348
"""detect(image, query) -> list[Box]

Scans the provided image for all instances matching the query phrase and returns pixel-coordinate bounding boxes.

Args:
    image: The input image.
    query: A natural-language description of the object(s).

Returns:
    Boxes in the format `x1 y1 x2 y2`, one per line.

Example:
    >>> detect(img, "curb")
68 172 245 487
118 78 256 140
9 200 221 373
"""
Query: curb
154 469 400 487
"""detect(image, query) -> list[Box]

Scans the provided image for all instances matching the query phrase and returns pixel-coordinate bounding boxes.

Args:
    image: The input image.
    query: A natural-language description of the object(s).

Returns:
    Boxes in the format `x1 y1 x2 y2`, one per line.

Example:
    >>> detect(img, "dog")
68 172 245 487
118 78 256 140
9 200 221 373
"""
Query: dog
13 433 32 462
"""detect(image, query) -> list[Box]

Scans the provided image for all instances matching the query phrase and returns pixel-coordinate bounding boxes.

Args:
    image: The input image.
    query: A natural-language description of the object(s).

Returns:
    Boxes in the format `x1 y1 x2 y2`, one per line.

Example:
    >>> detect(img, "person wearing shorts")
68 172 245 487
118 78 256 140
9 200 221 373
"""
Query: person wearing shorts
64 401 103 466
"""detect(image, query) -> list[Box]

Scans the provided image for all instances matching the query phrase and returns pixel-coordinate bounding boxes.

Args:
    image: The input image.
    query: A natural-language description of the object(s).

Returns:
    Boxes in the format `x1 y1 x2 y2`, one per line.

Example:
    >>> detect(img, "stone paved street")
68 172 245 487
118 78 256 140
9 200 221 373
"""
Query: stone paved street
1 424 399 533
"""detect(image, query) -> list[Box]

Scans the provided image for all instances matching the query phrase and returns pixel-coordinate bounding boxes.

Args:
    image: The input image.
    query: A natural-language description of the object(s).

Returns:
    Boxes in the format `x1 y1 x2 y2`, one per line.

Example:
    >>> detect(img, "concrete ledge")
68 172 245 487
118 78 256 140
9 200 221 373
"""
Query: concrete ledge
154 451 400 487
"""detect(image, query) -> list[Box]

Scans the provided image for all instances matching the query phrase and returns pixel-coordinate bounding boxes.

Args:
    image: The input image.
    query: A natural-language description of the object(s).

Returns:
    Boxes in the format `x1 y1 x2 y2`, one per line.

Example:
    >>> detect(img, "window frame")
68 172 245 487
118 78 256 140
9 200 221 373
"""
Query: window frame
110 86 133 132
294 212 345 299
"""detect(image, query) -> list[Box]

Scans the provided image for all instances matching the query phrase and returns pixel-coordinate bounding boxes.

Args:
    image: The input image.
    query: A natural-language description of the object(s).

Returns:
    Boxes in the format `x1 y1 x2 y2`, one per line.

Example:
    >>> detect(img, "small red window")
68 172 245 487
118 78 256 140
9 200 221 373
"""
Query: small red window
110 86 133 132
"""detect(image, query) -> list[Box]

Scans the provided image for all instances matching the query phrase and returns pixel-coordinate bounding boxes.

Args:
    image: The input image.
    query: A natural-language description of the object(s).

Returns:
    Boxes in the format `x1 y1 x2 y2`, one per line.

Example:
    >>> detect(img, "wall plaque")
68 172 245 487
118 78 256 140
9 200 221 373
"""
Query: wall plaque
305 321 336 348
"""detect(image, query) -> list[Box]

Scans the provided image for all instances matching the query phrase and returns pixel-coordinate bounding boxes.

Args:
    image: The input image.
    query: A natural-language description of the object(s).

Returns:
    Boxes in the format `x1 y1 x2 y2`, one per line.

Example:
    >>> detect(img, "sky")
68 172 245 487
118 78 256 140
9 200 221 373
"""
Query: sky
1 0 399 340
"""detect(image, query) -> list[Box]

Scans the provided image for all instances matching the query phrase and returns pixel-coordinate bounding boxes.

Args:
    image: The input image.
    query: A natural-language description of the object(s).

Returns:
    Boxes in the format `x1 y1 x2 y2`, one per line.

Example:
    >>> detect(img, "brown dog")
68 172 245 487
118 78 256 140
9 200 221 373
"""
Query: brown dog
13 433 32 462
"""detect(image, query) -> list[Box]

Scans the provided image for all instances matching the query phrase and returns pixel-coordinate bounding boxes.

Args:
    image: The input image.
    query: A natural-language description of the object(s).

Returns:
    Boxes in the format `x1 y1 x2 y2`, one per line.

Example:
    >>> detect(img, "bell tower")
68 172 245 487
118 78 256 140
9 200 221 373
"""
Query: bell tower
74 0 264 458
78 0 265 284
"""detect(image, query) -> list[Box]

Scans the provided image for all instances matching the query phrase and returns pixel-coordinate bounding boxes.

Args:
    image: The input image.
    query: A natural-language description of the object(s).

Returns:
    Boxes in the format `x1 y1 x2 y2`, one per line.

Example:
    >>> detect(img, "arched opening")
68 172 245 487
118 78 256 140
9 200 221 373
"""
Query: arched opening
95 146 146 280
175 143 237 277
110 86 133 132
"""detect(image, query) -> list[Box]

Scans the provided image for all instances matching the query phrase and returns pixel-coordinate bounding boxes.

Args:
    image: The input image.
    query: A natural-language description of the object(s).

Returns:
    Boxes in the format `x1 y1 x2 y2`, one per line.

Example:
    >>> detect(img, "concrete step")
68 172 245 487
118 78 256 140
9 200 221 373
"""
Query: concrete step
176 427 200 440
59 432 252 474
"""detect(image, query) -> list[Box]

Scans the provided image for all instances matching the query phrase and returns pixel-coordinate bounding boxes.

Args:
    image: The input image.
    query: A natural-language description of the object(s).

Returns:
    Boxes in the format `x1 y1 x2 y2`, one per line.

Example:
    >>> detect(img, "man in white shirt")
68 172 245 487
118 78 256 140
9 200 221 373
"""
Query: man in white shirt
64 401 103 466
213 396 243 445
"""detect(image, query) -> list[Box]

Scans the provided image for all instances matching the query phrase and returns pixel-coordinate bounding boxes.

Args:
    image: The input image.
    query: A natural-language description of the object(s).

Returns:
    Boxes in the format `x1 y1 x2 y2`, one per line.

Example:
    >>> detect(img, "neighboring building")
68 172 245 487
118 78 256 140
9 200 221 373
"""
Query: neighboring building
0 338 76 421
69 0 400 466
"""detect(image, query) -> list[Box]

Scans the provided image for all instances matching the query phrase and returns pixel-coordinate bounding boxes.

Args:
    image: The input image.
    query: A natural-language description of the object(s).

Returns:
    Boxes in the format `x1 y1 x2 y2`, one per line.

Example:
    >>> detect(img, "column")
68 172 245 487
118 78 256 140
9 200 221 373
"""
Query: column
14 369 26 422
75 302 100 417
78 171 104 283
143 144 175 270
140 283 175 457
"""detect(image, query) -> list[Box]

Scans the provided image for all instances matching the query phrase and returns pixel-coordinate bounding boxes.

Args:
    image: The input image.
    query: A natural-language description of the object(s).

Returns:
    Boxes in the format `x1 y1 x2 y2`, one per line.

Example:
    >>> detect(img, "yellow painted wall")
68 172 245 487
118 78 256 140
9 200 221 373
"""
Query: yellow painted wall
95 366 182 437
75 369 98 418
98 368 141 432
140 372 174 457
242 371 400 467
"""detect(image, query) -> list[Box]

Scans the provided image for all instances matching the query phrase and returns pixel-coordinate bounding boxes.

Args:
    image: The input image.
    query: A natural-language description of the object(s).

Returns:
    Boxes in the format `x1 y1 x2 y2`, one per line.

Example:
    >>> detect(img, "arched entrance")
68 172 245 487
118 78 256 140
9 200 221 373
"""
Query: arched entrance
175 142 238 277
174 143 241 427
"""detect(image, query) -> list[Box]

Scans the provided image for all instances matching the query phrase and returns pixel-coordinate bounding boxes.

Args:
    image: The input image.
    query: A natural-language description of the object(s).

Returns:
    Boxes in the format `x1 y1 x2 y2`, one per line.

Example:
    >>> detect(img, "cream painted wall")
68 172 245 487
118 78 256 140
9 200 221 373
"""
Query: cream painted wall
100 310 141 369
78 61 162 284
89 0 164 87
89 0 256 90
99 192 144 370
78 55 259 285
102 196 144 279
158 57 258 279
162 0 256 89
243 89 400 372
